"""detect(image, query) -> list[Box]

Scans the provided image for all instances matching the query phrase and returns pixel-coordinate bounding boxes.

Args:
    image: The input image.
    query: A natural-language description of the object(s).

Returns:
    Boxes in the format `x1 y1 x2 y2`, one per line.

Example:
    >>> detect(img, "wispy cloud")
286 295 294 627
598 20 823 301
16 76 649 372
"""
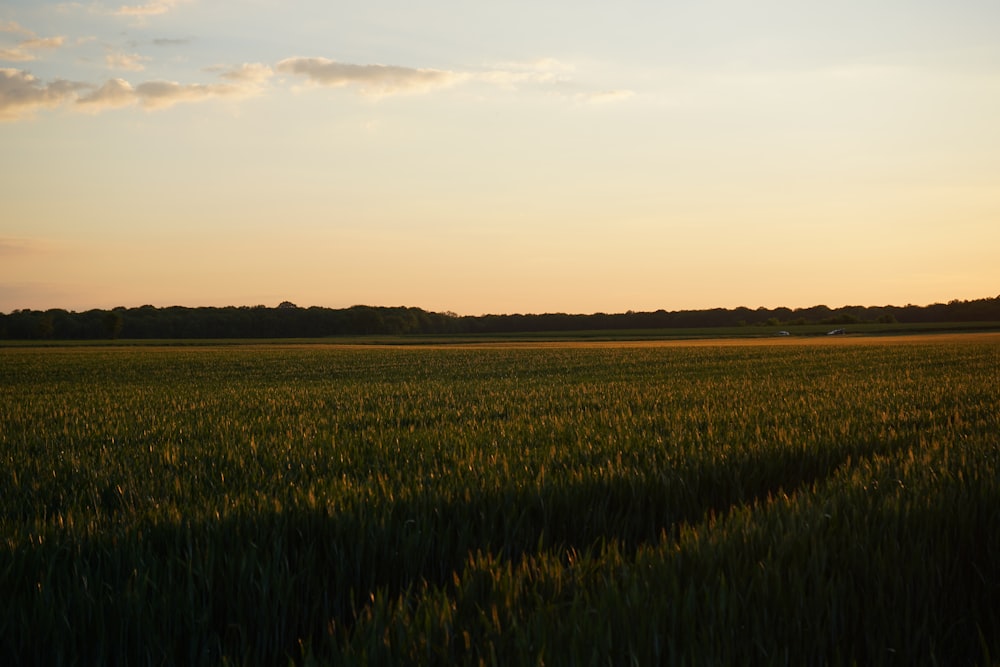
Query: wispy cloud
114 0 190 17
1 60 271 119
275 56 629 103
106 50 148 71
2 43 627 120
276 57 466 96
216 62 273 84
0 68 89 120
0 21 34 38
479 58 574 86
134 80 240 109
0 48 33 63
21 37 66 51
75 77 133 109
489 60 639 104
0 238 42 258
152 37 192 47
77 63 272 111
578 89 635 105
0 22 67 62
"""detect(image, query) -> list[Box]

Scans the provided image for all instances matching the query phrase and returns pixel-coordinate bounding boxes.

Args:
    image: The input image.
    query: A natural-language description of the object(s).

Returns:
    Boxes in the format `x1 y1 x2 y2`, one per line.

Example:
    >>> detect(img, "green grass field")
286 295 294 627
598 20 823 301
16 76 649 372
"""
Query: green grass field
2 334 999 665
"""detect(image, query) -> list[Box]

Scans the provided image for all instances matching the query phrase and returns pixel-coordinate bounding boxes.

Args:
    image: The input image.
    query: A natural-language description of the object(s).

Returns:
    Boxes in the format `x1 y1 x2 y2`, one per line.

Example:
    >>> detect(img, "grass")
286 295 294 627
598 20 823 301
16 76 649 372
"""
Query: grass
2 318 999 348
1 334 998 664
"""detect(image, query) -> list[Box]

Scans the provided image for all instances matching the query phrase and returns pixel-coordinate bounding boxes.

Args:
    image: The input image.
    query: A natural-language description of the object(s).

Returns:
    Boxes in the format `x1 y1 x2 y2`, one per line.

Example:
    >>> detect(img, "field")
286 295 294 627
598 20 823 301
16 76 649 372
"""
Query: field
1 334 999 665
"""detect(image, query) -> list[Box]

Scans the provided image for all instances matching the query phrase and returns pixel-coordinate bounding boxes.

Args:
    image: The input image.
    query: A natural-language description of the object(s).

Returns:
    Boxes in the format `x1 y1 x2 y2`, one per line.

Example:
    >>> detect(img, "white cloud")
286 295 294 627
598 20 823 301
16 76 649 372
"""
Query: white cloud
0 68 88 120
276 57 466 96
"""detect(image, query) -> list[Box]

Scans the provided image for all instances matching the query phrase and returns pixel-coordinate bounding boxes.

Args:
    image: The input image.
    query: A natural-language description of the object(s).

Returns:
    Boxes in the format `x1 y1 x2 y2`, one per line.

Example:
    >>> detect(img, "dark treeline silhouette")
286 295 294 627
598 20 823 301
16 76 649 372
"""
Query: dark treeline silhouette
2 296 999 340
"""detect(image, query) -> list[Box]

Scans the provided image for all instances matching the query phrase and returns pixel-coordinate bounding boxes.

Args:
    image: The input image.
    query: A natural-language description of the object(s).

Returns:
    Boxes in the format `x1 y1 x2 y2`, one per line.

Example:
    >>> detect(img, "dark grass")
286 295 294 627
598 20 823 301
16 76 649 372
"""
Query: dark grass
2 319 999 347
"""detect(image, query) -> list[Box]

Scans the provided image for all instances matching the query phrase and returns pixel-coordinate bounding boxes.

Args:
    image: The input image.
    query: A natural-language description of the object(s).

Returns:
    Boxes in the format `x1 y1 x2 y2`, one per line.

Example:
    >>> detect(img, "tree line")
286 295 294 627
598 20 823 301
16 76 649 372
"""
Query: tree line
2 296 999 340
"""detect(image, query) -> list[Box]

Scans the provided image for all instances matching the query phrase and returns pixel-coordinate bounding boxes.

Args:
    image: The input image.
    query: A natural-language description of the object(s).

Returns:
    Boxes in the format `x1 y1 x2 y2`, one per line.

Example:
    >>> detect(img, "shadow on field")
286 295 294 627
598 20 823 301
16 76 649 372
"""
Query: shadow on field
6 434 998 665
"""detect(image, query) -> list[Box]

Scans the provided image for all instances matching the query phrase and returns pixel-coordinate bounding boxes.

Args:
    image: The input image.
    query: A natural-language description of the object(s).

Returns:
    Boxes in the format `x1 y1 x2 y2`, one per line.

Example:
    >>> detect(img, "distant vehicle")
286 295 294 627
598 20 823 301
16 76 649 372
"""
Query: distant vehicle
776 331 790 336
827 328 846 335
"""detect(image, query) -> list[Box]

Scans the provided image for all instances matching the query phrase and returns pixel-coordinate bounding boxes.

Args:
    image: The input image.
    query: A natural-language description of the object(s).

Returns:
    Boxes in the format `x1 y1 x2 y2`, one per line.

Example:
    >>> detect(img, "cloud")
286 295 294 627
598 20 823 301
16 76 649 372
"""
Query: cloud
21 37 66 51
0 68 89 119
2 39 623 120
134 79 238 108
77 63 271 111
274 56 589 97
275 55 611 101
274 55 638 107
2 57 271 118
152 37 192 47
75 78 230 110
578 89 635 104
0 48 34 63
0 22 67 62
106 51 148 71
76 77 134 109
216 62 273 84
114 0 189 17
467 59 637 105
276 57 465 96
0 21 34 37
472 58 574 89
0 238 41 257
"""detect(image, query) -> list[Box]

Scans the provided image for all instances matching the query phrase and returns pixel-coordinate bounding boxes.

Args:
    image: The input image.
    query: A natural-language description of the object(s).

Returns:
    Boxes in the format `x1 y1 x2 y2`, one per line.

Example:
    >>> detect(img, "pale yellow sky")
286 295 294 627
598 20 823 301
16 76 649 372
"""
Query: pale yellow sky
2 1 998 314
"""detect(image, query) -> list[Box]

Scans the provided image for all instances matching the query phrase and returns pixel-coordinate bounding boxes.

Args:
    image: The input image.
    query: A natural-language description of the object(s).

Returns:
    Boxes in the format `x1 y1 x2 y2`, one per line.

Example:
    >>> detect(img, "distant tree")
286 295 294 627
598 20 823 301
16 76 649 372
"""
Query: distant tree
2 296 997 340
826 313 860 325
103 311 124 339
35 313 54 339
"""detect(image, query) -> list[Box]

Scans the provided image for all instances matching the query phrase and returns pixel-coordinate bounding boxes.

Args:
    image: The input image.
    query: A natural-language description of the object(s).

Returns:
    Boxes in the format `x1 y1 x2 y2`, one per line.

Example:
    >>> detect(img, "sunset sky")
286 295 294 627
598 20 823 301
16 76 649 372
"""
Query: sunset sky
2 1 998 315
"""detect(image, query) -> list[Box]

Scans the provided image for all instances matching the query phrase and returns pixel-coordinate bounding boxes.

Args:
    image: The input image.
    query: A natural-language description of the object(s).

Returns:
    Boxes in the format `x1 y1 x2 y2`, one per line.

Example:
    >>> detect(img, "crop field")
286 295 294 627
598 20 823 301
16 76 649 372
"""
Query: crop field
1 334 999 665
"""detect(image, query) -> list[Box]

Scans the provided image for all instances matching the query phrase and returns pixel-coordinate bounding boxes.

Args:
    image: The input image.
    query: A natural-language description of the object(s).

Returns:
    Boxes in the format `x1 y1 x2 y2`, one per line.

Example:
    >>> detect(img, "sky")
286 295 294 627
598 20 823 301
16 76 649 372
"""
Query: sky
2 1 999 316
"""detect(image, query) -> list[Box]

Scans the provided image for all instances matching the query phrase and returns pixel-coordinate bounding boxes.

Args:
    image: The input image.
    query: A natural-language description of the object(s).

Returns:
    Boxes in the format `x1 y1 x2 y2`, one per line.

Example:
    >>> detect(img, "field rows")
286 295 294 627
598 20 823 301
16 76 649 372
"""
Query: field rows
1 336 998 664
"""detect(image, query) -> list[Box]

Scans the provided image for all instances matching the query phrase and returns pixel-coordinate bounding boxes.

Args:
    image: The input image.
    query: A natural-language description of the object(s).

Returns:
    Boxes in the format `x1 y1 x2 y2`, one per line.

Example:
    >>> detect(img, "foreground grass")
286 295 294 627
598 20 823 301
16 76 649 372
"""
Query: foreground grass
1 336 998 664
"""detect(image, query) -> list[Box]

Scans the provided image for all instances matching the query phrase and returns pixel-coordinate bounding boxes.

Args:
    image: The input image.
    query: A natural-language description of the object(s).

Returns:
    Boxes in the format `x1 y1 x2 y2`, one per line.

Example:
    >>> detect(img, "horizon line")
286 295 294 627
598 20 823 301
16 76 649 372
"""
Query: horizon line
3 294 998 319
